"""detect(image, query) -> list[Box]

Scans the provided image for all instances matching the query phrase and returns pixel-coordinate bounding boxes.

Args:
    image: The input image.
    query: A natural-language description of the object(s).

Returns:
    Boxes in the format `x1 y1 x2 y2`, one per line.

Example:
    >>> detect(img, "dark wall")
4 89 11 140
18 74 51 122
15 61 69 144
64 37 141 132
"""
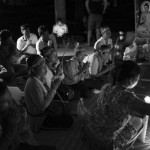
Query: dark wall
0 0 55 41
0 0 135 41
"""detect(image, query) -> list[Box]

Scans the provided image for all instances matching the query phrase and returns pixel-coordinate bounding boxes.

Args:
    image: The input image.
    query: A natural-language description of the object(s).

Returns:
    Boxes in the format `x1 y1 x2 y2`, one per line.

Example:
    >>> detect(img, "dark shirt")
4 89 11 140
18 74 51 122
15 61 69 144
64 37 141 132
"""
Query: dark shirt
89 0 104 14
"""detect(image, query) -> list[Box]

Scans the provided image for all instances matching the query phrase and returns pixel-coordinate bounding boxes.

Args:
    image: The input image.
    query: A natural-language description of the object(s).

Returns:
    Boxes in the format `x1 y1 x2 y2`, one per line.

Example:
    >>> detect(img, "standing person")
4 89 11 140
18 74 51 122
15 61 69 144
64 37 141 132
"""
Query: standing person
85 0 108 46
36 25 57 55
17 24 38 55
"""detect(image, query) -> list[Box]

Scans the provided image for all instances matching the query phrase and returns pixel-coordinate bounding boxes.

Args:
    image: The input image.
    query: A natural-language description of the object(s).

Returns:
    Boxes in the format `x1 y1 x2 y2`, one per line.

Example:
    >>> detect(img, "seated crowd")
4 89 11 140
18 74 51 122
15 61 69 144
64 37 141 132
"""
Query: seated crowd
0 23 150 150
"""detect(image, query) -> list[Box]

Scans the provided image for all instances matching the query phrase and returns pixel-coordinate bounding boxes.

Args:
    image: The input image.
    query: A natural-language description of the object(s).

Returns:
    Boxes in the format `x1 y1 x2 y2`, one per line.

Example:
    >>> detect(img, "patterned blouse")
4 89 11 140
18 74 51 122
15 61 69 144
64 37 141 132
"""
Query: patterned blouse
84 83 149 150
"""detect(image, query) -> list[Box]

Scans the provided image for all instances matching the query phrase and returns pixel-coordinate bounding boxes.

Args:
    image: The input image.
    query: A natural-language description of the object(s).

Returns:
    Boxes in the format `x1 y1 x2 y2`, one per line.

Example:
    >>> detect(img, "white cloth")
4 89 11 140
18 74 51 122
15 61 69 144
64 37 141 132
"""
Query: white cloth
83 53 103 75
53 24 68 37
17 33 38 54
94 37 113 50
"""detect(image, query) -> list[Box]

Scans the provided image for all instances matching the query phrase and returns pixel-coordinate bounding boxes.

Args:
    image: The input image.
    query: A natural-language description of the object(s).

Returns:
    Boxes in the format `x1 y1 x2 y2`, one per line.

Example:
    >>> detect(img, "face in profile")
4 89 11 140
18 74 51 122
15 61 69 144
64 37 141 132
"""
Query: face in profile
21 28 30 38
77 51 86 63
42 30 49 42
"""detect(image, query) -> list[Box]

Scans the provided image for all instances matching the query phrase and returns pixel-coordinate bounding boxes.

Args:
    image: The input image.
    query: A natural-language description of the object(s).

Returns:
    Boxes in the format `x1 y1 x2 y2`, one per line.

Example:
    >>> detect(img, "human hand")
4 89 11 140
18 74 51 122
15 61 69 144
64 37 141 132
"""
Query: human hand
56 63 63 76
48 40 53 47
51 78 61 91
26 40 32 46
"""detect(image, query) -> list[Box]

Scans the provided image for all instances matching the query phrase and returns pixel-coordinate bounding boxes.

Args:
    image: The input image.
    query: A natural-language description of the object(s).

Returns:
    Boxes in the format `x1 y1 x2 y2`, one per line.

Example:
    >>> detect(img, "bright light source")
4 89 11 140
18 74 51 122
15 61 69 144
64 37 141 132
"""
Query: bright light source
119 31 124 35
114 44 119 49
53 24 68 37
119 36 124 40
144 96 150 103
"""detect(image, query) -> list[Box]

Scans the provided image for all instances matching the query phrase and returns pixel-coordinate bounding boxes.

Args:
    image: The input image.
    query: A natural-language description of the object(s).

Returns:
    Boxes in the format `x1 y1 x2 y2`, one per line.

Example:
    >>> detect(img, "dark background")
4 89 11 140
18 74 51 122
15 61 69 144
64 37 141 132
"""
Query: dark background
0 0 135 41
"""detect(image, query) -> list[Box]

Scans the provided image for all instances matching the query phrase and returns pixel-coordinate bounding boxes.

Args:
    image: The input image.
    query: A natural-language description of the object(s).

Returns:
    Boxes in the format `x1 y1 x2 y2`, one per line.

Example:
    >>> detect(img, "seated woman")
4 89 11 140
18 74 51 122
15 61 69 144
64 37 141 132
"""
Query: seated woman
24 55 73 133
78 60 150 150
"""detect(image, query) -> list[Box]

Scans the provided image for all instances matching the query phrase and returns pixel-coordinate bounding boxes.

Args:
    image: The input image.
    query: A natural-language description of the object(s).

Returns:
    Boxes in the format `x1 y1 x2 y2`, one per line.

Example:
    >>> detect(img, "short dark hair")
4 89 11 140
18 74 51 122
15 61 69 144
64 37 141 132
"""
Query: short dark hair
20 24 30 30
56 18 63 23
0 29 12 42
114 60 141 86
27 54 42 70
38 25 48 36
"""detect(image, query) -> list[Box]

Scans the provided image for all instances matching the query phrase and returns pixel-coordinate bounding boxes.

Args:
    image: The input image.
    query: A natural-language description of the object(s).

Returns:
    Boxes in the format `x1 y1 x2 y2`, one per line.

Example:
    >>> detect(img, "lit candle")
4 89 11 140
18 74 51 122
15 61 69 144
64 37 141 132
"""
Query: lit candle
144 96 150 103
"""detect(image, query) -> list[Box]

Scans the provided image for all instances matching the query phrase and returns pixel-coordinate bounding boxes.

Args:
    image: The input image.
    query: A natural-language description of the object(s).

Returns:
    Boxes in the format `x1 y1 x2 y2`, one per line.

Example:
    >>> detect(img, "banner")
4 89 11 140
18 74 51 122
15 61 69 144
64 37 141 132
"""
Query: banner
135 0 150 38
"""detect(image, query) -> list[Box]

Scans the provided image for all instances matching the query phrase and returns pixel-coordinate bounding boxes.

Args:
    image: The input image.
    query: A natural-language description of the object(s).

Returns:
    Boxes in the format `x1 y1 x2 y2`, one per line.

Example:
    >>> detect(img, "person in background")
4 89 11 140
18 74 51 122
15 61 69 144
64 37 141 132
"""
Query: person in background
78 60 150 150
0 29 27 82
94 26 113 65
36 25 57 55
85 0 108 46
17 24 38 55
24 55 73 133
0 82 56 150
53 18 68 38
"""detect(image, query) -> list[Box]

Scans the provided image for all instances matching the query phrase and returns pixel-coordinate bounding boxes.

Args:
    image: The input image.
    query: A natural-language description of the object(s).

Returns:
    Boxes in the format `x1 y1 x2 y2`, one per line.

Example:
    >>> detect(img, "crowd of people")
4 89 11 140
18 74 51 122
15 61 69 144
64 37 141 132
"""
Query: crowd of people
0 17 150 150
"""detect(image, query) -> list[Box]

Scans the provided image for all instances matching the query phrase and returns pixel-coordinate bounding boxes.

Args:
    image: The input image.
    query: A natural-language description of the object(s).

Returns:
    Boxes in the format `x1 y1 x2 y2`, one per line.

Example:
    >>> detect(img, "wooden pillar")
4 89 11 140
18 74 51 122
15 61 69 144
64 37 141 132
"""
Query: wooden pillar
55 0 66 22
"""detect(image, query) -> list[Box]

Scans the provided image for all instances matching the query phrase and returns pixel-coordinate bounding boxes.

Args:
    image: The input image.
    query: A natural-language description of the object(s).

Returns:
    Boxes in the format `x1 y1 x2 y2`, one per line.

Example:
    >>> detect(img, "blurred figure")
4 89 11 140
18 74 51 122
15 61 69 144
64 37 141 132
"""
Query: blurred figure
36 25 57 55
0 82 56 150
123 39 137 61
53 18 68 38
0 29 27 82
85 0 108 46
53 18 69 47
94 26 113 64
78 60 150 150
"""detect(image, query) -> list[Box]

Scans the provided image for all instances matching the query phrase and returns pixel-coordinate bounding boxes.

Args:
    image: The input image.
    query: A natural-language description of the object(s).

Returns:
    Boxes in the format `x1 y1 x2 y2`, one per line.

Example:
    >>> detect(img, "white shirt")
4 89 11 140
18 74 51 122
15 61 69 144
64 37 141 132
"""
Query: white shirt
83 53 103 75
17 33 38 54
36 34 57 55
36 37 48 55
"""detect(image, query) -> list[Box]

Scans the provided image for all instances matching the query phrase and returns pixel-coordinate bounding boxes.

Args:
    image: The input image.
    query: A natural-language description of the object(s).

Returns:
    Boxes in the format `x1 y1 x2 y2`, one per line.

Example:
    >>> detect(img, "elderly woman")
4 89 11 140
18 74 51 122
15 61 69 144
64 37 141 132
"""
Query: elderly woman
78 60 150 150
24 55 73 133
